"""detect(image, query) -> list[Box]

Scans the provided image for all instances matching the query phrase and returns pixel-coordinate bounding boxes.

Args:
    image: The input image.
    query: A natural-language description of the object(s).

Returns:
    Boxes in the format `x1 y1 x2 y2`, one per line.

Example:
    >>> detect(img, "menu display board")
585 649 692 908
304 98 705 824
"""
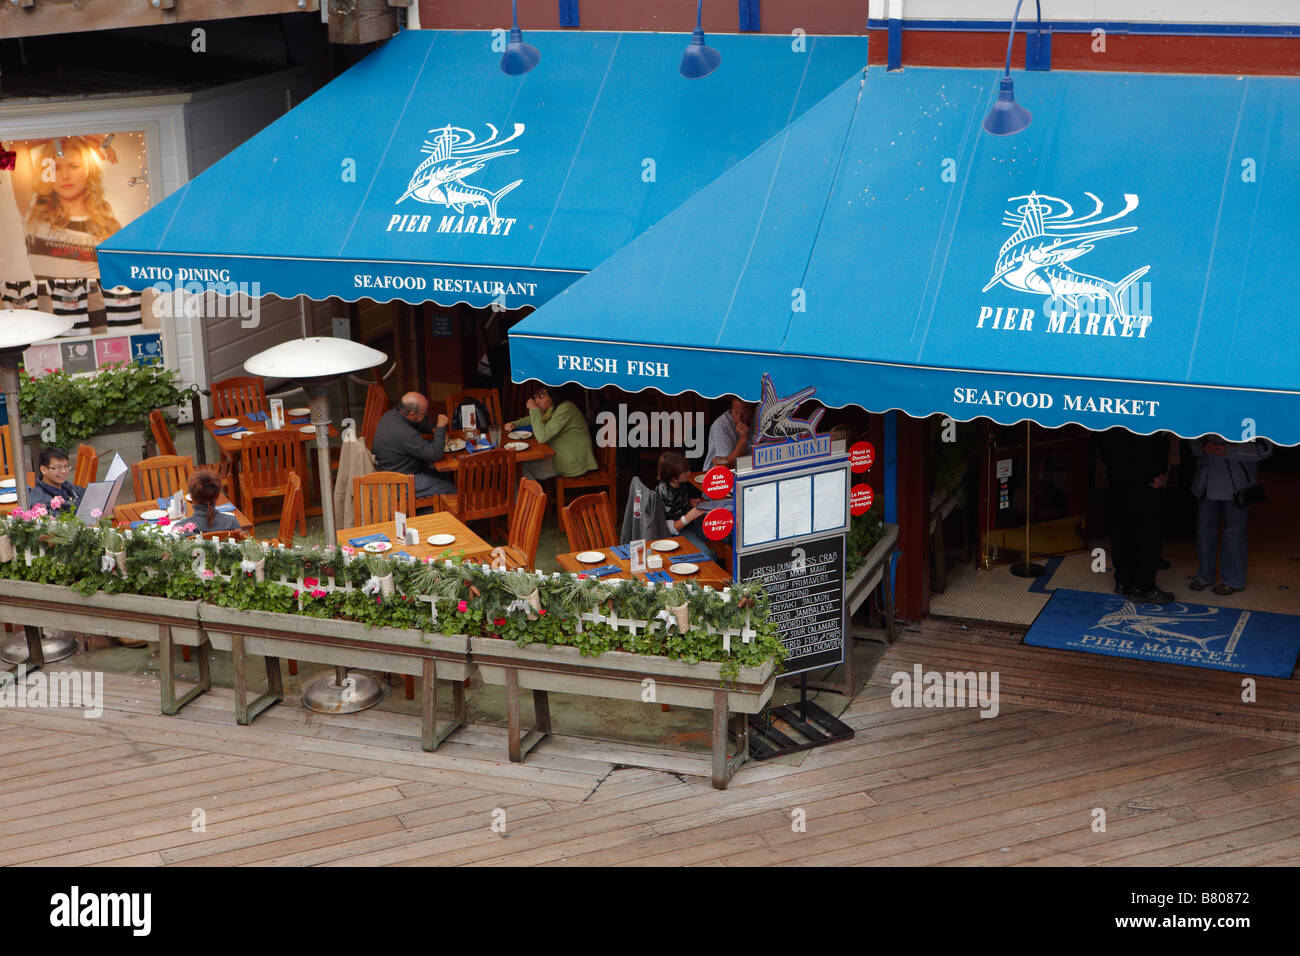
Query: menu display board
739 538 845 675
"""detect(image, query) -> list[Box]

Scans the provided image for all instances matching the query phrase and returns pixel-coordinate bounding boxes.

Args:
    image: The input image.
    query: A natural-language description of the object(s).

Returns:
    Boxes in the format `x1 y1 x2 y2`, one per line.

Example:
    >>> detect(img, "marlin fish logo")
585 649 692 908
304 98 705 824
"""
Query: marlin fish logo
1095 600 1227 654
397 123 524 220
984 192 1149 321
755 374 824 445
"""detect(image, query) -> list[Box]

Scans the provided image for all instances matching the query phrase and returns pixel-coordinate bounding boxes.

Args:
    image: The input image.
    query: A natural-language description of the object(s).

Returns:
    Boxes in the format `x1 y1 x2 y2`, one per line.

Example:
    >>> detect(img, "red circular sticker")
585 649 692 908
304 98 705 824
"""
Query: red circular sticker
849 484 874 516
701 466 734 500
701 509 735 541
849 441 876 474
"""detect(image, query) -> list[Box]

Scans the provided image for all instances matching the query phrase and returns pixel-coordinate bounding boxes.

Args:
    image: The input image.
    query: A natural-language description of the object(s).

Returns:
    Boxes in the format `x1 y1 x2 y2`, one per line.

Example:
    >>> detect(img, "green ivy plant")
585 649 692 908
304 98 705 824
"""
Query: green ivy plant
18 362 197 443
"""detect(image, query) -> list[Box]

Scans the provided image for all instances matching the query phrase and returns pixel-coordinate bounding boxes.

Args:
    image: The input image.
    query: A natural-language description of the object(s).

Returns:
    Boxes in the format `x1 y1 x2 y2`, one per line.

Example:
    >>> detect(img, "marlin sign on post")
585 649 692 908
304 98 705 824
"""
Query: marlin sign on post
750 374 830 469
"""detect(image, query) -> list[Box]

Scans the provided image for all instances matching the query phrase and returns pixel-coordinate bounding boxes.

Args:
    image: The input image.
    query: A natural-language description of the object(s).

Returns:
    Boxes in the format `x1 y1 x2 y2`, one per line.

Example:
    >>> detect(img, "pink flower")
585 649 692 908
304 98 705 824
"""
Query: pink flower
304 576 318 587
457 600 468 613
157 518 170 527
311 588 327 598
90 508 102 518
201 569 214 579
49 496 64 510
176 522 195 534
293 589 300 598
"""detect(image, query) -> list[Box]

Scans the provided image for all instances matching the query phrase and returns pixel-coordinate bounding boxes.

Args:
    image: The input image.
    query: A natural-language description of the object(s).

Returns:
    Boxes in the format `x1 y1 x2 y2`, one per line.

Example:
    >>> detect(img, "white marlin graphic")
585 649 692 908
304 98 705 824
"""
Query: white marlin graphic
397 123 524 220
1095 600 1227 654
755 374 824 444
983 191 1150 321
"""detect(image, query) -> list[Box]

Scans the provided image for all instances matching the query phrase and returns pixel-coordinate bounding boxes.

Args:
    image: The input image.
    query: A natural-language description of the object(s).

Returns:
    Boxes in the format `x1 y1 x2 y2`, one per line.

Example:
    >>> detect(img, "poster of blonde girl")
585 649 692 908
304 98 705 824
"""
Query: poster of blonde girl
23 134 122 281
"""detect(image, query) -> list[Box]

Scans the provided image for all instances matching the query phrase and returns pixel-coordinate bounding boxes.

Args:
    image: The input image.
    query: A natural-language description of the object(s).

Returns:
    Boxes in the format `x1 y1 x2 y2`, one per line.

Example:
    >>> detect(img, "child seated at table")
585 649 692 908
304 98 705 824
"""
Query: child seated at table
655 451 714 562
176 469 241 536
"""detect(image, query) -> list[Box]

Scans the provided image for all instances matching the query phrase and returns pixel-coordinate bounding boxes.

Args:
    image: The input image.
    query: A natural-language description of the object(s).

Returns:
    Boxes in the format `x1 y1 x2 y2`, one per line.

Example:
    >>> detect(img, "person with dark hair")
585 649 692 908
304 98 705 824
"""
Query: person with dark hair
505 385 596 482
176 469 240 536
372 391 456 498
1098 428 1172 603
28 447 84 512
704 397 755 469
655 450 714 561
1189 435 1272 595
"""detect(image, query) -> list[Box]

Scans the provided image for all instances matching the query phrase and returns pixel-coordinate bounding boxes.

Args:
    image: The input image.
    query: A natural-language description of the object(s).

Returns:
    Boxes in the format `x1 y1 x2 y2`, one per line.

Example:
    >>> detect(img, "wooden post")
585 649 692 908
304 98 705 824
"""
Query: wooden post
330 0 399 47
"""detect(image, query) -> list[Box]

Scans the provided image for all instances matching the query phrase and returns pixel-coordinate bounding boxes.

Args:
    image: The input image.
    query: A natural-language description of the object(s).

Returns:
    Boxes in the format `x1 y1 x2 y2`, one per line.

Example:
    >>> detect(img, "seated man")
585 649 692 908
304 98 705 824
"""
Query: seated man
28 447 85 512
371 391 456 500
505 385 596 482
703 397 755 470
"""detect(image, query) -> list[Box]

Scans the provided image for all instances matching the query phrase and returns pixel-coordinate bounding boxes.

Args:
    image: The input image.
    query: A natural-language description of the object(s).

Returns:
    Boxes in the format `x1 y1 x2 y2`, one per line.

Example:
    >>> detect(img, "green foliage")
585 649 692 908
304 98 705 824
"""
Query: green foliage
18 363 198 443
846 504 886 576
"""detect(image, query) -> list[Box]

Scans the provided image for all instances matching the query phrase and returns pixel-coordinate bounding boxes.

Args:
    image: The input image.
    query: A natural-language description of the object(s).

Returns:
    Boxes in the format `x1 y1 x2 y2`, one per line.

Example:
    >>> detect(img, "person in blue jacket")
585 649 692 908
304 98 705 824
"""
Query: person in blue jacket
27 447 84 512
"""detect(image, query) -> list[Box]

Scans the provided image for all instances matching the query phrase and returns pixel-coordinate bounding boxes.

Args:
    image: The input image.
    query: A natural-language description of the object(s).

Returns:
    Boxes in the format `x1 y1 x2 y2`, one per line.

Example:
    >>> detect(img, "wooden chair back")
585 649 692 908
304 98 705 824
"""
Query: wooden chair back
199 529 248 543
238 431 303 495
444 388 503 430
212 376 268 419
562 492 617 553
507 478 548 567
451 449 516 524
73 444 99 488
149 409 177 456
0 426 13 479
361 383 389 448
131 455 194 501
353 471 416 526
277 471 304 547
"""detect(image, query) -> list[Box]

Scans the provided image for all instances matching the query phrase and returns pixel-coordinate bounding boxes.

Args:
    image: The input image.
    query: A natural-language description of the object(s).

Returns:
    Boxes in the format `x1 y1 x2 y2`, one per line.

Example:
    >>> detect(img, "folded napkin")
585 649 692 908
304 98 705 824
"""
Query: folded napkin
213 425 243 436
129 520 147 529
348 532 390 547
645 570 675 584
586 564 623 578
246 410 270 422
673 552 710 564
216 503 237 513
467 437 496 453
156 497 170 509
609 544 632 560
289 417 310 425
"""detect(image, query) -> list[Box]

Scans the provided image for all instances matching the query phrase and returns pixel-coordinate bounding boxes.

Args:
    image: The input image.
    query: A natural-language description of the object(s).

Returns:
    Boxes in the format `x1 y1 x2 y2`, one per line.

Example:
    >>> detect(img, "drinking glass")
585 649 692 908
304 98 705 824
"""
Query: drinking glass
489 426 502 447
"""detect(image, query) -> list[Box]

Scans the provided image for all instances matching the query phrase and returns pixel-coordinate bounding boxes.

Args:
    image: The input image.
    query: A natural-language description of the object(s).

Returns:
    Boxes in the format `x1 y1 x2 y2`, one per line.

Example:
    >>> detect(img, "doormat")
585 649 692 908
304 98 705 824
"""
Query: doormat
1024 588 1300 678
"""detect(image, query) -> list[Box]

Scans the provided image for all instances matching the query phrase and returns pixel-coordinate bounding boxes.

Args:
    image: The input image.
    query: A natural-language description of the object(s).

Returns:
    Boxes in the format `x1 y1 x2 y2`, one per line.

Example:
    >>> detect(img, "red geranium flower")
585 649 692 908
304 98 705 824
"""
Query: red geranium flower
304 576 319 587
494 617 506 626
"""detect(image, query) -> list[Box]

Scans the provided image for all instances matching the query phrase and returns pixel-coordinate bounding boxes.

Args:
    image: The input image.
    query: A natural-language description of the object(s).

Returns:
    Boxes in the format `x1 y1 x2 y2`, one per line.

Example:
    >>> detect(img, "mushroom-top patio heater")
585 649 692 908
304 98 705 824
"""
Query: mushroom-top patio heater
0 309 77 668
244 336 387 713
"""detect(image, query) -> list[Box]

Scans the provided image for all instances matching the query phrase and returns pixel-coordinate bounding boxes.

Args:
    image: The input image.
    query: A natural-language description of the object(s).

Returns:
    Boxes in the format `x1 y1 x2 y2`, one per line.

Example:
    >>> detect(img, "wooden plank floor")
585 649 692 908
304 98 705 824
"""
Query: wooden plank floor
1 637 1297 866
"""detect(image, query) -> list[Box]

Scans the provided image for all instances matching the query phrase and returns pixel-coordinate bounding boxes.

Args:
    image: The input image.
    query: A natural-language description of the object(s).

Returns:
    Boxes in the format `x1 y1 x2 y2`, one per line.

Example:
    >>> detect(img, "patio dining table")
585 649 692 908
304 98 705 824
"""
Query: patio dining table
114 494 254 535
430 429 555 473
336 511 494 563
555 535 732 587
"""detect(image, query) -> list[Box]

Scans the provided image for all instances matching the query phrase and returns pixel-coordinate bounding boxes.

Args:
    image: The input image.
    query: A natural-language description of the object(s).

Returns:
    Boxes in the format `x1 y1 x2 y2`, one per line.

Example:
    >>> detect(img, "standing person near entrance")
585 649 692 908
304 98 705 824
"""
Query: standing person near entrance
704 397 754 469
505 385 596 482
1098 428 1171 603
1189 435 1272 596
28 447 85 512
371 392 456 499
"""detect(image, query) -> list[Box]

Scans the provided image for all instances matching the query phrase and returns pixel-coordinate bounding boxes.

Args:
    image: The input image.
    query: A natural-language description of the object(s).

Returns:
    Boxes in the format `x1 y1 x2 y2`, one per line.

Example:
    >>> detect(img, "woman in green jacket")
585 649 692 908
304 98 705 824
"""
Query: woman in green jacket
505 385 597 480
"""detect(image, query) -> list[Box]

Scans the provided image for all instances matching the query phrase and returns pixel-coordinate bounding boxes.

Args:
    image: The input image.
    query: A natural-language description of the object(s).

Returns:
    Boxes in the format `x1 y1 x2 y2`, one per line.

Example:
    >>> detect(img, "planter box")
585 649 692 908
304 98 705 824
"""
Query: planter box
846 522 899 617
198 604 470 680
469 637 774 713
0 578 202 644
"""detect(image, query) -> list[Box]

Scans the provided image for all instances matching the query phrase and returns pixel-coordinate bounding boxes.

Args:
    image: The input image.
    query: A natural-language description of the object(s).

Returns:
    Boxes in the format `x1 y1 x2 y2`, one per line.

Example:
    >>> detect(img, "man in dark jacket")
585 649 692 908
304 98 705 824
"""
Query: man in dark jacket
371 392 456 498
27 447 84 512
1098 428 1171 603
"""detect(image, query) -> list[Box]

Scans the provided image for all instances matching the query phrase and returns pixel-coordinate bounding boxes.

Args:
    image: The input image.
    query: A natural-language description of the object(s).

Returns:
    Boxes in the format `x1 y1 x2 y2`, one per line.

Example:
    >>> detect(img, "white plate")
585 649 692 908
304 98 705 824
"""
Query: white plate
576 551 605 564
213 417 239 427
692 474 704 484
299 424 317 434
140 509 168 521
669 563 699 575
445 438 466 452
504 441 529 451
363 541 392 553
508 431 531 440
231 430 254 440
0 492 16 504
0 478 15 489
427 533 456 546
288 407 310 417
651 539 679 552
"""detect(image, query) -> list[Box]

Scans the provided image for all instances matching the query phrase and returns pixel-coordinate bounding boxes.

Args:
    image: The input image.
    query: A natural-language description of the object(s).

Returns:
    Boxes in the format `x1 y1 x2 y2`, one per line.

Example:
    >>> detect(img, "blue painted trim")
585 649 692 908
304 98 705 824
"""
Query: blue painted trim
883 411 897 525
559 0 579 28
1028 555 1064 593
865 18 1300 38
738 0 760 32
887 16 902 71
1025 29 1051 70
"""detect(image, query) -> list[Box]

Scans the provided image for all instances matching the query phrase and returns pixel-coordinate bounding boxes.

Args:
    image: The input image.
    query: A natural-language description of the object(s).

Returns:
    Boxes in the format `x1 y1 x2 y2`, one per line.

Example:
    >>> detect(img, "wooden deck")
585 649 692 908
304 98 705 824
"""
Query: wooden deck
2 625 1298 866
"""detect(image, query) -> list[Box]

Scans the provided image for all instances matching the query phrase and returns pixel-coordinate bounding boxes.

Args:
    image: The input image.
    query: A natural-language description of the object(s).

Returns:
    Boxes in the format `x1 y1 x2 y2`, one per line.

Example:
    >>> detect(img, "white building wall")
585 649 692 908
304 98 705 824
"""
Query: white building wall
866 0 1299 25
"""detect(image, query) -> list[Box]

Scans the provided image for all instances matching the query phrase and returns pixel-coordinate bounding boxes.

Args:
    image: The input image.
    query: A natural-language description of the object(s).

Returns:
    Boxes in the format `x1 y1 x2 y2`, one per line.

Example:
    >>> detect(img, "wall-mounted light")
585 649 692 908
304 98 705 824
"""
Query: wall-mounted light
128 174 148 187
981 0 1044 136
501 0 540 75
680 0 721 79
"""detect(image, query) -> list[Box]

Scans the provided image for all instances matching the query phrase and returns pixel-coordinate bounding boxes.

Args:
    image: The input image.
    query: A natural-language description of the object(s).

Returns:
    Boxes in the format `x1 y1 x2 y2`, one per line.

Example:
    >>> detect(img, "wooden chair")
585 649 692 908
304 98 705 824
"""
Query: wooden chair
444 387 503 430
561 492 618 553
555 441 617 527
269 472 304 547
353 471 416 526
199 529 247 542
73 444 99 488
441 450 515 537
361 382 389 449
237 431 306 530
494 478 547 569
131 455 194 501
0 426 13 479
149 409 177 456
212 376 268 419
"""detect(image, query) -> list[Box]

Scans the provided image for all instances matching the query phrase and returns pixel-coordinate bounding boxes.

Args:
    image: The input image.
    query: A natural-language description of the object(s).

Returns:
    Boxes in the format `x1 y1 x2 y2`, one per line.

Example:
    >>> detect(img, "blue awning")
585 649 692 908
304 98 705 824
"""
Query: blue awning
97 29 868 310
510 66 1300 445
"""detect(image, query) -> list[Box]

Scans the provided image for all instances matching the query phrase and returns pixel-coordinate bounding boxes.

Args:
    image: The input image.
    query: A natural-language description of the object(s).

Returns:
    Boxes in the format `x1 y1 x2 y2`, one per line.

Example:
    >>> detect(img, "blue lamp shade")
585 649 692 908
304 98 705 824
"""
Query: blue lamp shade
679 28 721 79
501 27 540 75
982 76 1032 136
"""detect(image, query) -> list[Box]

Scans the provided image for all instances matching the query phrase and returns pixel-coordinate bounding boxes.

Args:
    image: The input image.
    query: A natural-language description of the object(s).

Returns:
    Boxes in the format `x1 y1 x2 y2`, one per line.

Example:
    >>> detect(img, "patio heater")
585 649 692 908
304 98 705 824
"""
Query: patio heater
244 336 387 713
0 309 78 667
